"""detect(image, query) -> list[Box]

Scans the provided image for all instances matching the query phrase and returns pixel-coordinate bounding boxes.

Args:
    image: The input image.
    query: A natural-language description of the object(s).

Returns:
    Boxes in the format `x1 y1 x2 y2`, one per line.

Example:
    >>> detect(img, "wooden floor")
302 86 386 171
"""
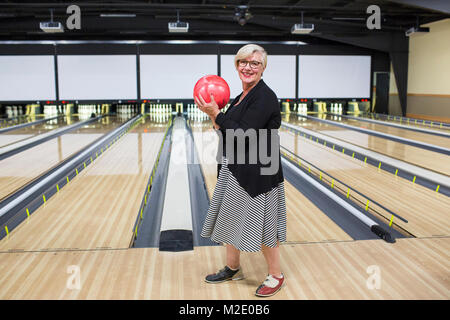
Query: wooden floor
0 117 167 252
0 116 123 201
0 115 448 300
0 237 448 299
287 116 450 176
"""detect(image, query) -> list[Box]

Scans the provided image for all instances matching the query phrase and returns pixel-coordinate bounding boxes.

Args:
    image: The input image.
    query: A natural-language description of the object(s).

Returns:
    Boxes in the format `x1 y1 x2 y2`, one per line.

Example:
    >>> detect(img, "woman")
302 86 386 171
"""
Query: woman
195 44 286 297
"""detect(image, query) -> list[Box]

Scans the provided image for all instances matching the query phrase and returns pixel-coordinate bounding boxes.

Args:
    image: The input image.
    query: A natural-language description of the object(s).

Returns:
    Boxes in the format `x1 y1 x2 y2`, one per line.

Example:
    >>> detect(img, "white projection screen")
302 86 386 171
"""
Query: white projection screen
261 55 296 99
58 55 137 100
220 55 242 99
140 55 217 99
299 55 371 98
220 55 296 100
0 55 56 101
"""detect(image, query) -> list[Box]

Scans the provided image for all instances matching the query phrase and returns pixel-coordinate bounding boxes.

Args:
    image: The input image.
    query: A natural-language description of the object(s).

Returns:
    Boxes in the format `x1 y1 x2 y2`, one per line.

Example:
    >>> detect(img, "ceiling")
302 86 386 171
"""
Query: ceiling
0 0 448 43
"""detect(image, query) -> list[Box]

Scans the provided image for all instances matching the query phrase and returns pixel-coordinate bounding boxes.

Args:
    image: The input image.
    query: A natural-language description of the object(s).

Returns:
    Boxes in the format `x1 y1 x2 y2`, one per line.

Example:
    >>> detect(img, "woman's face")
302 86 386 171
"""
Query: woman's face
236 51 265 87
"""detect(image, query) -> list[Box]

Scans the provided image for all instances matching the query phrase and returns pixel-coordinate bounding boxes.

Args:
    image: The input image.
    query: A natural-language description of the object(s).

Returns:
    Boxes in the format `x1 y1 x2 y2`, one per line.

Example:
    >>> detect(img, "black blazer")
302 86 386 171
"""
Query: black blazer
215 79 284 197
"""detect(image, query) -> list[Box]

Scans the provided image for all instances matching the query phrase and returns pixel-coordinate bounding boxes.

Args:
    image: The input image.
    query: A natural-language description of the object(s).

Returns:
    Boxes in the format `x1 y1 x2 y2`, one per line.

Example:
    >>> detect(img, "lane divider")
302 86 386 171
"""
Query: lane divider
282 155 397 242
379 113 450 130
328 112 450 137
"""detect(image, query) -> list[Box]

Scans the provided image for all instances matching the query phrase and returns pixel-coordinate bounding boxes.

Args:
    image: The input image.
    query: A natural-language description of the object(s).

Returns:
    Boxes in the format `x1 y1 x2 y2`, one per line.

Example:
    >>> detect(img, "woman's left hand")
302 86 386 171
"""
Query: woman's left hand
195 93 221 120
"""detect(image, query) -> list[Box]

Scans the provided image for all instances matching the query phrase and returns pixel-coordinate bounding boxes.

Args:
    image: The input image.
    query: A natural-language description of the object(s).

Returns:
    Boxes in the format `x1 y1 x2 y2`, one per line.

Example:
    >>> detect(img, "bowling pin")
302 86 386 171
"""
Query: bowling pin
6 106 12 118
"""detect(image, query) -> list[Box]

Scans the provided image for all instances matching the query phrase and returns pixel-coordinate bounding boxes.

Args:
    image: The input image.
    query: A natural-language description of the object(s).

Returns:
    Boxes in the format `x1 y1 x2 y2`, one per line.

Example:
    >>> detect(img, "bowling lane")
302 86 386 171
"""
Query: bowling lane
320 114 450 149
0 115 81 148
356 114 450 134
286 115 450 176
0 114 43 128
280 127 450 237
0 115 168 251
190 119 353 243
0 115 130 201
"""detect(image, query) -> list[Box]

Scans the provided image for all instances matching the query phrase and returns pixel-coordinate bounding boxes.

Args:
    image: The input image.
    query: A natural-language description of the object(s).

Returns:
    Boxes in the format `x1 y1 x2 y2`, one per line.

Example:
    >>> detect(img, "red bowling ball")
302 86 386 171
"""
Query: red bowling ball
193 75 230 110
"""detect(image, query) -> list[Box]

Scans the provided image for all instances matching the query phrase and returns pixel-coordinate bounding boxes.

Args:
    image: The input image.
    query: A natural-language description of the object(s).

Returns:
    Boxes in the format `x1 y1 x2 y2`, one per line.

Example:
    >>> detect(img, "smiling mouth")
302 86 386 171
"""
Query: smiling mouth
242 72 254 78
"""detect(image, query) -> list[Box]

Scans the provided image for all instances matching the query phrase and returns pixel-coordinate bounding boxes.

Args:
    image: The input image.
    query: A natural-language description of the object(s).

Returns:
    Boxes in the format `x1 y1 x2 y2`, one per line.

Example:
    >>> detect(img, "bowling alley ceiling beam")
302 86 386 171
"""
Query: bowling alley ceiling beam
387 0 450 14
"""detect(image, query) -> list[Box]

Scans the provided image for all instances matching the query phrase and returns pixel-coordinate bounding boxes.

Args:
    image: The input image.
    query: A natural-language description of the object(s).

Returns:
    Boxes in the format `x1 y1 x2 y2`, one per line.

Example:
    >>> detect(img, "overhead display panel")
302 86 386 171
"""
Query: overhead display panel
220 55 296 100
220 55 243 100
298 55 371 98
140 55 217 99
260 55 296 99
0 55 56 101
58 55 137 100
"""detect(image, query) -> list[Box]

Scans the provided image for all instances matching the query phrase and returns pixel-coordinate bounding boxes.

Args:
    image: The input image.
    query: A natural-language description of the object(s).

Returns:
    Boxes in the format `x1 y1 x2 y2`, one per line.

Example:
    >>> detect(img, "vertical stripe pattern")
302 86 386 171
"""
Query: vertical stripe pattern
201 158 287 252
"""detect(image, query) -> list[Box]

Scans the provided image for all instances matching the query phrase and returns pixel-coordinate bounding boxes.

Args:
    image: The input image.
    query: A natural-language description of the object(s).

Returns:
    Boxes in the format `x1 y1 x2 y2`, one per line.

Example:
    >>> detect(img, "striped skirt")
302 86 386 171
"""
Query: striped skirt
201 158 287 252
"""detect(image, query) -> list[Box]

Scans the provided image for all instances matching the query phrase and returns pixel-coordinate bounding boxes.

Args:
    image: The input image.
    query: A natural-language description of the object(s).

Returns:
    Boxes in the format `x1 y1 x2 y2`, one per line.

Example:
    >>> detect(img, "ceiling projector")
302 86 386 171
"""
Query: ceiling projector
405 26 429 36
168 21 189 33
291 23 314 34
40 21 64 33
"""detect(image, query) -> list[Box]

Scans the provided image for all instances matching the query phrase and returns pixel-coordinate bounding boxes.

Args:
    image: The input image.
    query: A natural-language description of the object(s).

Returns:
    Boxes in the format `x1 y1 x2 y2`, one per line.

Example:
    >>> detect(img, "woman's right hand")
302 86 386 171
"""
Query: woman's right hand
195 93 221 120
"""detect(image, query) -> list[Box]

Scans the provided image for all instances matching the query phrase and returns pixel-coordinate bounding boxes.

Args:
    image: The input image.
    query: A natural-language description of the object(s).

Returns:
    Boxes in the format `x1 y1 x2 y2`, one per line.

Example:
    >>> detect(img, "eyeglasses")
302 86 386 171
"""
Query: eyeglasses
238 60 262 69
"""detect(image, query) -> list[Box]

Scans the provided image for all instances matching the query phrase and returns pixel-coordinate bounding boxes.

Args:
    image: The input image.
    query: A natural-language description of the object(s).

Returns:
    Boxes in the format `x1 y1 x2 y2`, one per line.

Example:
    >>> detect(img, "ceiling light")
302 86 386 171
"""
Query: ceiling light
100 14 136 18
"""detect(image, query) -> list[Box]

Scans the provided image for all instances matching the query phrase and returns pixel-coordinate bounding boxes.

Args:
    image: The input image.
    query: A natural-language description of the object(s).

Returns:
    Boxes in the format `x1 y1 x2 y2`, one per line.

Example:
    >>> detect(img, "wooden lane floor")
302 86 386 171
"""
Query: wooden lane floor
280 127 450 238
321 114 450 149
0 236 448 299
190 119 353 244
0 116 168 252
287 116 450 176
0 115 128 201
0 115 81 148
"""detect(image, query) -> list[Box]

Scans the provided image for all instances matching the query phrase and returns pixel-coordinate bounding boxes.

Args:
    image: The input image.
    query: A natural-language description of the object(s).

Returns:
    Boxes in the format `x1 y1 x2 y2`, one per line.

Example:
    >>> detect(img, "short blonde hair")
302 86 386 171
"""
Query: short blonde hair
234 44 267 69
